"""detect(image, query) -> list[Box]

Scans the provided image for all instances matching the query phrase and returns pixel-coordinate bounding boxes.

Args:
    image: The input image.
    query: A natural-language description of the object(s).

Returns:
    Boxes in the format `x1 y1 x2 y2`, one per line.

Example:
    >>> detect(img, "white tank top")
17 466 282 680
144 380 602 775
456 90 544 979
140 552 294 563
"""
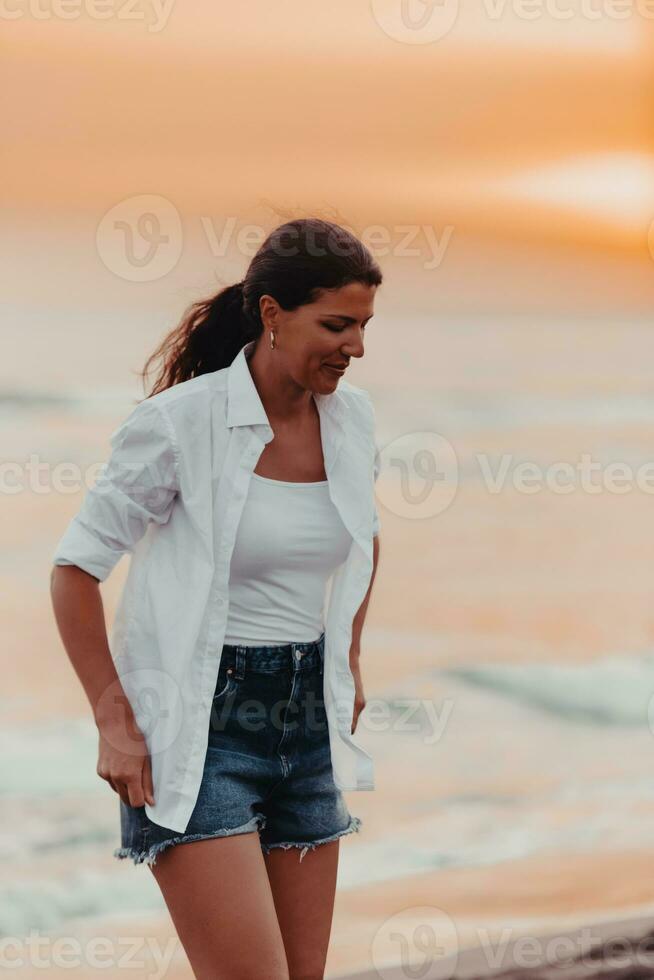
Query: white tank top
222 472 353 645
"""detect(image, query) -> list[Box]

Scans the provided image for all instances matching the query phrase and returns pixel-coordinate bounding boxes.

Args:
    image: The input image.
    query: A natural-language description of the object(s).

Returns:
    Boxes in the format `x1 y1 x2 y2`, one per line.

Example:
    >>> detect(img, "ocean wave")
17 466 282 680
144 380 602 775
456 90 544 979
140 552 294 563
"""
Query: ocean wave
0 388 137 415
0 872 162 938
442 653 654 726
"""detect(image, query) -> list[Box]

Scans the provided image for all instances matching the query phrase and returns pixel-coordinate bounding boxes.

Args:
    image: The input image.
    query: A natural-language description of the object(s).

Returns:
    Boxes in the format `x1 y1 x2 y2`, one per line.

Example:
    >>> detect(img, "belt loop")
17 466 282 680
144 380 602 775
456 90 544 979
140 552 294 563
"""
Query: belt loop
234 646 246 680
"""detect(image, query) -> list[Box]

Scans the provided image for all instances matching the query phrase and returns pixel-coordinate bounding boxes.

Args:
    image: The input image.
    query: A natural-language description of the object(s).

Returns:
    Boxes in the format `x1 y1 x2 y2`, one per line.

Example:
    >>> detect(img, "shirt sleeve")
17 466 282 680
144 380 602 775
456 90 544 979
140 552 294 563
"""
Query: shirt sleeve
51 398 180 582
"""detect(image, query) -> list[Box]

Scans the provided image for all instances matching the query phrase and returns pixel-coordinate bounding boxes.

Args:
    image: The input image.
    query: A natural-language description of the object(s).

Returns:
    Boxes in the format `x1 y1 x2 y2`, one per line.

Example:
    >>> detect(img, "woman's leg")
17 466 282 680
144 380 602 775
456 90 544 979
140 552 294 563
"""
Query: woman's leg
263 840 340 980
149 830 290 980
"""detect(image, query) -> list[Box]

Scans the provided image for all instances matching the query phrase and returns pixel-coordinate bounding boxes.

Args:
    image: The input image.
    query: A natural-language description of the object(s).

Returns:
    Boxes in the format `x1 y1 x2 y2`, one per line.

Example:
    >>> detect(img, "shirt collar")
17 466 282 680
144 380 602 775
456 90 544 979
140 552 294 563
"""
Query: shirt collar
226 339 347 430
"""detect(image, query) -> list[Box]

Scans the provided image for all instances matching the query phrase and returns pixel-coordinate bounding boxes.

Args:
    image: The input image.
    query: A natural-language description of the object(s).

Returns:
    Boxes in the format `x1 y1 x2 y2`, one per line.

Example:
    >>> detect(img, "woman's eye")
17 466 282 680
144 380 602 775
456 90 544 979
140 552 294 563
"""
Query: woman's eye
321 322 367 332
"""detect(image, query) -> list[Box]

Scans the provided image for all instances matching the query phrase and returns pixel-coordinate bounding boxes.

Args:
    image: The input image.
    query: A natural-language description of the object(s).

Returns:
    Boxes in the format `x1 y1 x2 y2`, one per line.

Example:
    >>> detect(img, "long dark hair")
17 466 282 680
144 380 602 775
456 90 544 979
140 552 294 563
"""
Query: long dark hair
138 218 383 397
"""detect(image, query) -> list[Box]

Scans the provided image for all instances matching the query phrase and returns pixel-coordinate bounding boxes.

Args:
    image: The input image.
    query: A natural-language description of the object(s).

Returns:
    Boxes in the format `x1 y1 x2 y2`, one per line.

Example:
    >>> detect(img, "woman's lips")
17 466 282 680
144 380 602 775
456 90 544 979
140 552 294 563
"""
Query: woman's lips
323 363 346 376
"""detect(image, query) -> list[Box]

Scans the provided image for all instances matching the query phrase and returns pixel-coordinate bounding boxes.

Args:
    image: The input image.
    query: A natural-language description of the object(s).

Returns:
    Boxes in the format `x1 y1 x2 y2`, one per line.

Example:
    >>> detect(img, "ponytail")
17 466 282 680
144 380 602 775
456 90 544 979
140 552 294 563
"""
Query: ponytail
138 280 259 397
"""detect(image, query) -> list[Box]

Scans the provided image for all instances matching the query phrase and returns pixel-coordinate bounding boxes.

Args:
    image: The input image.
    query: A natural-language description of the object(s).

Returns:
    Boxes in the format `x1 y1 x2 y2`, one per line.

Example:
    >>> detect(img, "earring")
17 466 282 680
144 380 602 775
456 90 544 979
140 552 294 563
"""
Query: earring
270 331 276 350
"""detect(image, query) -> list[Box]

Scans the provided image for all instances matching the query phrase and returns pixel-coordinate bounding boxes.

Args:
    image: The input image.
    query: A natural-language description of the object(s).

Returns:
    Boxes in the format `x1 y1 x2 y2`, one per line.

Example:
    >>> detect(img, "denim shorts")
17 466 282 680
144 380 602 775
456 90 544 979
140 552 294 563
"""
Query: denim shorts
114 631 362 866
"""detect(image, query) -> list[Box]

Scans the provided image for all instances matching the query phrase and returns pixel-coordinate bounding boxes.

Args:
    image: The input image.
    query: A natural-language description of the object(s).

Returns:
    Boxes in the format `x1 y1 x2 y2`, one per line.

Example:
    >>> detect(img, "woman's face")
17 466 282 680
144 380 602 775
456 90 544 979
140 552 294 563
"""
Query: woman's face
260 281 377 393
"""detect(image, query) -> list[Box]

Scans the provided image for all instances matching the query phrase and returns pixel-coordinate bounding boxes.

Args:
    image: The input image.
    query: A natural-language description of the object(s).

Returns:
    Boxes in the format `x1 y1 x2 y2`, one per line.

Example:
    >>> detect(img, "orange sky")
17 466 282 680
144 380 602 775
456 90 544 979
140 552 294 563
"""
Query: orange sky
4 6 652 248
2 4 653 322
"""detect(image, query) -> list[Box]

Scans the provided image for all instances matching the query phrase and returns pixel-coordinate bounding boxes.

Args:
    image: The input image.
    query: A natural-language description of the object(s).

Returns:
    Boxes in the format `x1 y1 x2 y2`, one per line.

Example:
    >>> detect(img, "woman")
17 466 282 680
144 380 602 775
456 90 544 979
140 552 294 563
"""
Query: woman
50 217 382 979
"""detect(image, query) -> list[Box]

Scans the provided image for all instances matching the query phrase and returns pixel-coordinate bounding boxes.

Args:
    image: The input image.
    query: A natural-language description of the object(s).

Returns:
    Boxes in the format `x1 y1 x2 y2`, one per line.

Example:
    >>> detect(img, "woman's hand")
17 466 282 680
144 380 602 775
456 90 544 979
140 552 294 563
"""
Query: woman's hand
96 702 155 808
350 660 367 734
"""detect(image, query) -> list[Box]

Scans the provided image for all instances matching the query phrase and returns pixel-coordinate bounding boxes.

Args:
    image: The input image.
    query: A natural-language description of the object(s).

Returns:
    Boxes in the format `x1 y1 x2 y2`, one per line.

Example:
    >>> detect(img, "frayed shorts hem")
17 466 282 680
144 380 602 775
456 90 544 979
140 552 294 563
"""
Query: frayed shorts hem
114 814 362 867
259 814 363 863
113 813 266 867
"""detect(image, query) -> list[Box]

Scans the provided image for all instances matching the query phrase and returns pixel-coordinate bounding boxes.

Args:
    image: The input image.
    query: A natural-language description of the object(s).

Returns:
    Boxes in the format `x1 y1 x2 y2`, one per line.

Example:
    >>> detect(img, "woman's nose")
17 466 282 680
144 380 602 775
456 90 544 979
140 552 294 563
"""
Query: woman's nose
342 331 365 359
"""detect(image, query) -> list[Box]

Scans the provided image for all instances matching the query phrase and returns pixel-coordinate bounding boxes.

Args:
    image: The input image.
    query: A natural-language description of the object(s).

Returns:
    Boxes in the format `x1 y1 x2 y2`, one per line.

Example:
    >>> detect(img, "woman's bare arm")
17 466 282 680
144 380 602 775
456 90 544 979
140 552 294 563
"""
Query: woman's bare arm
50 563 155 807
50 563 121 720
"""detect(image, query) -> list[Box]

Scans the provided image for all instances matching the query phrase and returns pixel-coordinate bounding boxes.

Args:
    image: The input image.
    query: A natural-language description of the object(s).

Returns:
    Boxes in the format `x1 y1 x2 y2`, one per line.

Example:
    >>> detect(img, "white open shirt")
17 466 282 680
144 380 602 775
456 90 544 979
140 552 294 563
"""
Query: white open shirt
52 339 381 832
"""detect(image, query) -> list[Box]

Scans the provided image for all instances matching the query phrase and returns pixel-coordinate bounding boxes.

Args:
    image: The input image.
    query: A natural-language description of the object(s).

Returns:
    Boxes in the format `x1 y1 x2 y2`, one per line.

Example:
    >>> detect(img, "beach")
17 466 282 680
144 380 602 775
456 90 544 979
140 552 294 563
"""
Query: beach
4 296 654 975
4 4 654 972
